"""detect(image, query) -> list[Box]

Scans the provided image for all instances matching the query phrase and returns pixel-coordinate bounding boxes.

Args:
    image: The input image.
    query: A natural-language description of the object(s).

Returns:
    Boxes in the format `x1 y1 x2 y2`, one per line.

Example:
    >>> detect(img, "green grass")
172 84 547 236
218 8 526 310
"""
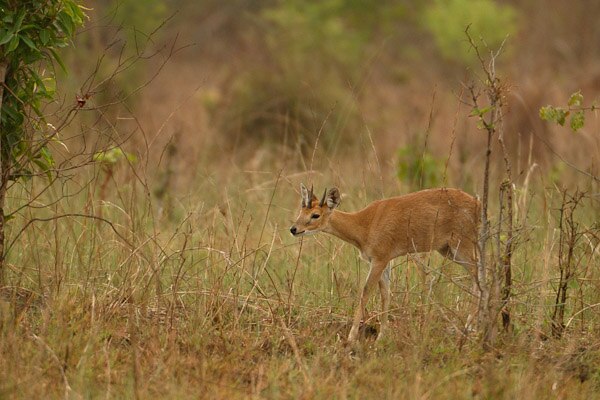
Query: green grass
0 166 599 399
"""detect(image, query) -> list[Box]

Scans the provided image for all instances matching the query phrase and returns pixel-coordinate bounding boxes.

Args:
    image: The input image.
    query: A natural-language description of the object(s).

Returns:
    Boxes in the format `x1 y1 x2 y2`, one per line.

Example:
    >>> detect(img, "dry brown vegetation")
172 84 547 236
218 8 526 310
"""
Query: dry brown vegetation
1 0 600 398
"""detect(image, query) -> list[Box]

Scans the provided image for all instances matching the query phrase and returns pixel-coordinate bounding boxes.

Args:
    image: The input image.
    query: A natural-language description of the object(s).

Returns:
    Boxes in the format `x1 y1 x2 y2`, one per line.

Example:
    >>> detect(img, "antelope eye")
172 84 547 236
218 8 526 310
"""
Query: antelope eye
310 213 320 219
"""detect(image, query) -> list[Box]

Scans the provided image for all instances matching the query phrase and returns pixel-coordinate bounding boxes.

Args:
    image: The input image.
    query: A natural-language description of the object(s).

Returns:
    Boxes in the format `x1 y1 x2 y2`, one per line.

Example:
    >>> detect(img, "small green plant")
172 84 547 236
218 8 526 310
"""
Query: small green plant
540 91 596 133
93 148 137 200
396 139 443 189
93 147 137 168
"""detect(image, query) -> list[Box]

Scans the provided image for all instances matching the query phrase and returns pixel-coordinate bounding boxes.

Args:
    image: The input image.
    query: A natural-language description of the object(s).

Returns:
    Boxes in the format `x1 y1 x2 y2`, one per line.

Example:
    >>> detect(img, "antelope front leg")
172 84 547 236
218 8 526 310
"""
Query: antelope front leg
348 260 388 343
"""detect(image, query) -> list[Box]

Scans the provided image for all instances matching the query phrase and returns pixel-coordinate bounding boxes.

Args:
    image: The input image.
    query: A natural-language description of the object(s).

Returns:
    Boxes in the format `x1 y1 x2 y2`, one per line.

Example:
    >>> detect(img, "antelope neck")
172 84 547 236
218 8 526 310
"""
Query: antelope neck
325 210 367 251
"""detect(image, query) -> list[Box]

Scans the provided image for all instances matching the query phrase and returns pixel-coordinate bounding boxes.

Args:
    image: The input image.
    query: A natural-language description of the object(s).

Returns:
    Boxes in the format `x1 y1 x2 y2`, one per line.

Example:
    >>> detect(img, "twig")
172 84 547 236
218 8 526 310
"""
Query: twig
6 213 134 256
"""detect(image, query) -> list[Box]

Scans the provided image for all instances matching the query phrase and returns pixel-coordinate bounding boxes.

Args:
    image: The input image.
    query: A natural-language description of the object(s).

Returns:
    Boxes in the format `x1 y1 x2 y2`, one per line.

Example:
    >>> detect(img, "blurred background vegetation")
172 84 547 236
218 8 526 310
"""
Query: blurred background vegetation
56 0 599 198
57 0 600 210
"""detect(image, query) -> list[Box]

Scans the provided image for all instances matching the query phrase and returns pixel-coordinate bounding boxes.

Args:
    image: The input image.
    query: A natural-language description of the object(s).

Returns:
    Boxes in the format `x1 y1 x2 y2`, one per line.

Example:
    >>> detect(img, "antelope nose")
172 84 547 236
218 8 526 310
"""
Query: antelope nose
290 226 297 235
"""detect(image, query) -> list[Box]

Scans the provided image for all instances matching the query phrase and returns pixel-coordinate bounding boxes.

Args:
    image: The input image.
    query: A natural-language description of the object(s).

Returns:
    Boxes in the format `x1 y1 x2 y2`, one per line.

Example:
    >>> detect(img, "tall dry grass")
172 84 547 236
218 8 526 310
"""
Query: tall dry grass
1 141 599 398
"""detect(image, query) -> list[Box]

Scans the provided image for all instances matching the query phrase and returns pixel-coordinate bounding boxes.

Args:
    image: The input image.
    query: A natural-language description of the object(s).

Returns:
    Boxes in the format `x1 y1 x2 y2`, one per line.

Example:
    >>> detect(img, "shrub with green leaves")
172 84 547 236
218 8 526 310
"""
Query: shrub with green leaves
423 0 517 65
0 0 85 177
0 0 85 282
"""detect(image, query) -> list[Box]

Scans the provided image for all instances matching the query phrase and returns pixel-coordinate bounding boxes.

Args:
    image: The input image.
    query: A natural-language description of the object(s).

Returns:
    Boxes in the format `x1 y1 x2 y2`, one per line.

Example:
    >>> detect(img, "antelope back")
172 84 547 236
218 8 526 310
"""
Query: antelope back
358 188 480 258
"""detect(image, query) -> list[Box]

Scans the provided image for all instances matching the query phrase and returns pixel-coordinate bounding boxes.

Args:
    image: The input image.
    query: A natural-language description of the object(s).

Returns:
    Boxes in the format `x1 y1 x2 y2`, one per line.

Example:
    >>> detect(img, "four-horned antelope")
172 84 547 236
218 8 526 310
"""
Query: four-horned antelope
290 184 480 342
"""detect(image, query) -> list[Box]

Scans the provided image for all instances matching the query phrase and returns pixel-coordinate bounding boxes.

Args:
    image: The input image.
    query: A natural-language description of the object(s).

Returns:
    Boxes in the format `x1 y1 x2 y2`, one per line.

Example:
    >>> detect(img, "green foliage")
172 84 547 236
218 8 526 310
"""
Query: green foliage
223 70 342 147
93 148 137 167
262 0 406 84
423 0 517 65
220 1 407 149
539 91 594 133
569 110 585 132
397 139 443 188
0 0 85 179
89 0 167 103
262 1 383 75
568 91 583 107
539 106 568 126
469 106 492 118
111 0 166 35
470 105 495 131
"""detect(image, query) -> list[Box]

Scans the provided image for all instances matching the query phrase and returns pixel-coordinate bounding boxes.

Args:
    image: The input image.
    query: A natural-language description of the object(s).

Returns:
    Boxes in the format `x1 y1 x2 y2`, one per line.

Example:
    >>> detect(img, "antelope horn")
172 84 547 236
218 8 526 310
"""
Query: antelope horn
319 188 327 207
301 183 308 208
309 185 314 206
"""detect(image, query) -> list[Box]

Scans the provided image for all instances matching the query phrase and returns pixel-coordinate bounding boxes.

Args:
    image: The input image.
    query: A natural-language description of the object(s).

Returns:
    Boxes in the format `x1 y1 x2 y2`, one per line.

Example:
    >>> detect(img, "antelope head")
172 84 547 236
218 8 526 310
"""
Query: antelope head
290 183 340 236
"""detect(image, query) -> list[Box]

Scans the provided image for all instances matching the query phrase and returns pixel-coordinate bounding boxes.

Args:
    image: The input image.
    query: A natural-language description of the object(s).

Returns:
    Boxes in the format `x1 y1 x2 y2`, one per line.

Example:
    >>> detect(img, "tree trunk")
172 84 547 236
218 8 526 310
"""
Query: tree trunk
477 127 492 349
499 181 513 331
0 60 8 286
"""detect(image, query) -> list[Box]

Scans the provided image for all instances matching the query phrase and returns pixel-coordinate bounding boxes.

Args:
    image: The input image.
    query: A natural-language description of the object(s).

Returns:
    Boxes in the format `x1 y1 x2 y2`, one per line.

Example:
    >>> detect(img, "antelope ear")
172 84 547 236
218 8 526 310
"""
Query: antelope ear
300 183 309 207
326 187 341 209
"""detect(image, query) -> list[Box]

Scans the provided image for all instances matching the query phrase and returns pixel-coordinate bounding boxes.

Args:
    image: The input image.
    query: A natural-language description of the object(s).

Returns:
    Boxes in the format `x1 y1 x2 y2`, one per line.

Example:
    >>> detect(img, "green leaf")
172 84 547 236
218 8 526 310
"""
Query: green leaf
570 111 585 132
6 34 20 53
39 146 55 168
42 77 56 96
19 34 38 51
39 29 50 45
539 105 568 126
33 159 54 181
0 30 13 45
567 91 583 107
32 145 56 181
14 9 26 32
56 11 75 36
65 2 86 24
469 106 492 117
556 109 568 126
48 48 67 73
93 148 137 166
539 106 552 121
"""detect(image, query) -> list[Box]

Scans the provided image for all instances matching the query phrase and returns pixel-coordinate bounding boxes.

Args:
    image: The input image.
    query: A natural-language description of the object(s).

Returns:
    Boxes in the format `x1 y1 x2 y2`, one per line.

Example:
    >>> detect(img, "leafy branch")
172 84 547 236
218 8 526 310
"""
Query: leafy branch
539 91 597 133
